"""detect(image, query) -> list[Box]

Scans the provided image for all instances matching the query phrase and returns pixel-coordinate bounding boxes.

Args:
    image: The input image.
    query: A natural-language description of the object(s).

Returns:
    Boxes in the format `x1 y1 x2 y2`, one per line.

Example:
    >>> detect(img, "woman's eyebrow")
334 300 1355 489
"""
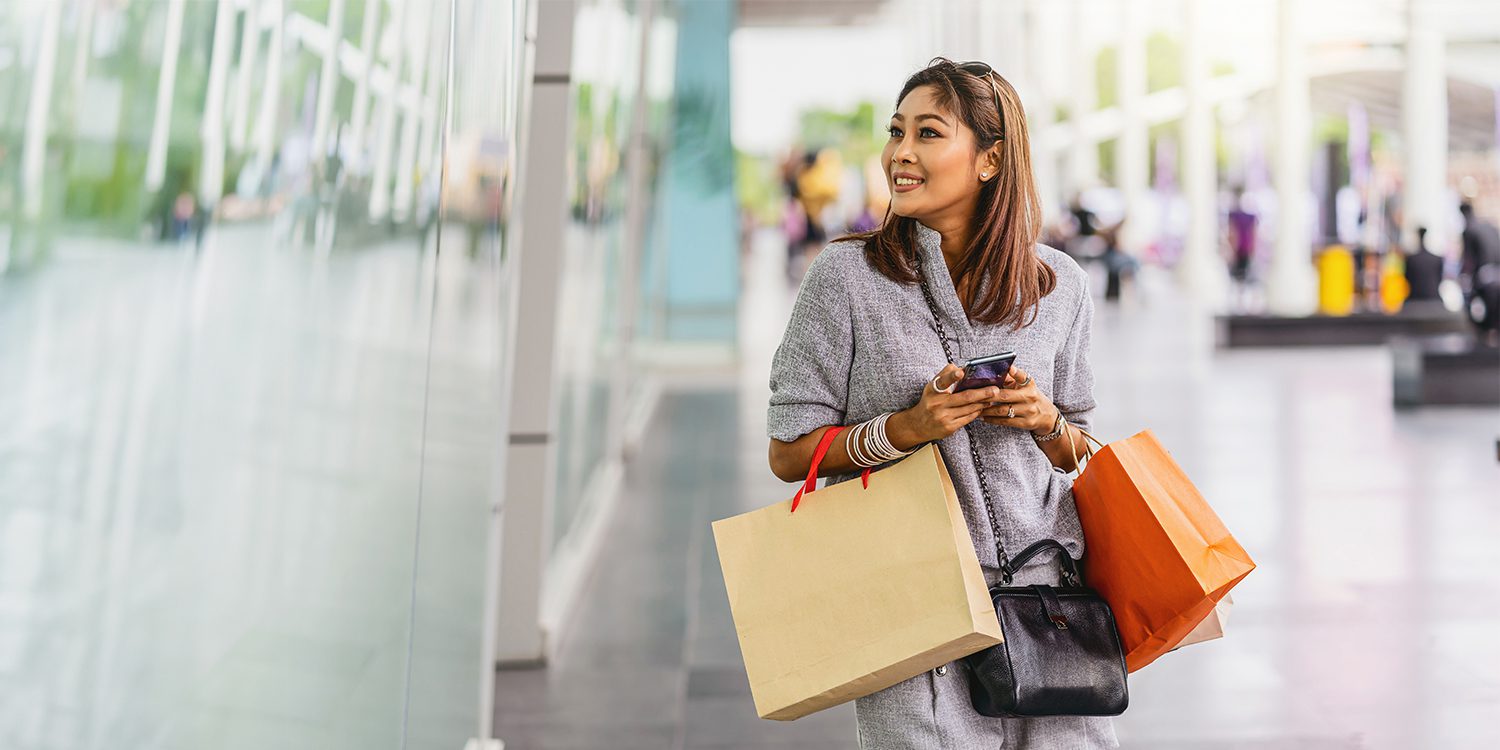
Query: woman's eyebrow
890 113 949 126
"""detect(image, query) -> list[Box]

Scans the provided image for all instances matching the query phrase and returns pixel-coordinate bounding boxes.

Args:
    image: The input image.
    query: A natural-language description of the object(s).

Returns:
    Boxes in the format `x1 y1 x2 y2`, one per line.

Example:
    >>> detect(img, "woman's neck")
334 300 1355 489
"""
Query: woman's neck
920 217 970 272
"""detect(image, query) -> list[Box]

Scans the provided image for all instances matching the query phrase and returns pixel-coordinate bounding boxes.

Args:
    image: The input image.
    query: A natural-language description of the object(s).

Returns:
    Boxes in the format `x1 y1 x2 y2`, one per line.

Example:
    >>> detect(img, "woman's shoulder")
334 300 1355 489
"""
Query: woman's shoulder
1035 243 1089 299
807 237 871 269
1035 242 1085 282
799 237 881 292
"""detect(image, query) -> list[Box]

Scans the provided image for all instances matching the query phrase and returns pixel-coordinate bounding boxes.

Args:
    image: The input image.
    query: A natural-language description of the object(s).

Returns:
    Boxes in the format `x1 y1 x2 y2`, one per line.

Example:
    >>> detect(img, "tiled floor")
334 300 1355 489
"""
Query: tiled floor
493 230 1500 749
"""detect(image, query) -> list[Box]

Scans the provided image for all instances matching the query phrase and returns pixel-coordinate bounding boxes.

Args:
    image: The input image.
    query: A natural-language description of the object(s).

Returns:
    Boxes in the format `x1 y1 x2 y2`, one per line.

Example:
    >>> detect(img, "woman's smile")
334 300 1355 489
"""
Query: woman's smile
892 172 925 193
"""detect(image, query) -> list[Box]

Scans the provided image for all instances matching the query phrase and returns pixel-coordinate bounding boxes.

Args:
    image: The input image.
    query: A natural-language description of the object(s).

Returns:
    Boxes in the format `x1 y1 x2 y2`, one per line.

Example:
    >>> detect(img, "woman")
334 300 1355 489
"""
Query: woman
765 59 1116 749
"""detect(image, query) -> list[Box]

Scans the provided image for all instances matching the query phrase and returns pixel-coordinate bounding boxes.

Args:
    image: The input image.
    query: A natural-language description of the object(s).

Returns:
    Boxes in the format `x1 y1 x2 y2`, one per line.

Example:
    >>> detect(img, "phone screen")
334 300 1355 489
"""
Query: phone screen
955 353 1016 392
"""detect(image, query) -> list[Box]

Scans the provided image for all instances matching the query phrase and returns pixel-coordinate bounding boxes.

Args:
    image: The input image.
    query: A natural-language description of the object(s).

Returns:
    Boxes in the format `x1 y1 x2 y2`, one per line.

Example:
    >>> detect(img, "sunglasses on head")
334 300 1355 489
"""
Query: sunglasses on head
956 61 1006 142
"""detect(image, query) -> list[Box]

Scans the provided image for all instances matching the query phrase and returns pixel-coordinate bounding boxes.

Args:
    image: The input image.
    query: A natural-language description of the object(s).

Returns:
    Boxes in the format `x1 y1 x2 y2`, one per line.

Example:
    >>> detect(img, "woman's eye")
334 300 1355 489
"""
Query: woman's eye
886 126 939 139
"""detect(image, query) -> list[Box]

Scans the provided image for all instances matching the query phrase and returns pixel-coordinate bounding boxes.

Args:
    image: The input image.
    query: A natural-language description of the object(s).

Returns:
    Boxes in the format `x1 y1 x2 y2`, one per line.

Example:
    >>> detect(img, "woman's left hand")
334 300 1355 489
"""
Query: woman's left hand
979 365 1057 435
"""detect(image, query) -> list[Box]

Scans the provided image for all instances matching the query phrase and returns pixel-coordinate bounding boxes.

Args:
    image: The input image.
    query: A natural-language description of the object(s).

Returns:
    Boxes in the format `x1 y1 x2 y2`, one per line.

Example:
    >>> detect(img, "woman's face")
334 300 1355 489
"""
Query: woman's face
881 84 996 225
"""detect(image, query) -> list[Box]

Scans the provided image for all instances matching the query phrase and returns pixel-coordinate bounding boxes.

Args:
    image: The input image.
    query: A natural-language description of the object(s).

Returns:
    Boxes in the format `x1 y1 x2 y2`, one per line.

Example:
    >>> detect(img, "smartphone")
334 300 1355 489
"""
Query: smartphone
954 351 1017 392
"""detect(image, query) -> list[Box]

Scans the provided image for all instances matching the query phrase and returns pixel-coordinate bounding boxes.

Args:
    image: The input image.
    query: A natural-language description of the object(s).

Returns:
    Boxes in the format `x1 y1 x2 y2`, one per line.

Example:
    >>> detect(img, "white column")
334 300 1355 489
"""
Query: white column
941 0 981 61
395 2 440 221
915 3 943 59
496 0 576 665
1025 0 1059 220
611 0 656 466
416 6 448 210
1267 0 1317 315
349 0 382 167
1402 7 1448 252
369 0 410 221
199 0 238 207
230 0 262 152
254 4 285 178
21 0 62 220
1065 0 1097 192
977 1 1019 75
1177 0 1227 308
982 0 1038 212
468 1 515 736
311 0 347 160
1494 88 1500 178
70 0 98 101
1117 0 1149 252
146 0 187 192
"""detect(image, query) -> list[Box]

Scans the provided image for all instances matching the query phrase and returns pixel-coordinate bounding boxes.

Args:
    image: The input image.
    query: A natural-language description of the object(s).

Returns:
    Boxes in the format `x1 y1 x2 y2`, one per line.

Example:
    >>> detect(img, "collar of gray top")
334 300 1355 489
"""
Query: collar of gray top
913 220 950 282
914 220 943 255
913 220 973 338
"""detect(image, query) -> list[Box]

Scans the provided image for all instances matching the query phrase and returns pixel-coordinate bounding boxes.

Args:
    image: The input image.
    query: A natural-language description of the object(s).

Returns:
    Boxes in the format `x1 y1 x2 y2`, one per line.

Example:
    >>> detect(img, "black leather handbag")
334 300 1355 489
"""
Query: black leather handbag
961 540 1129 717
917 269 1128 718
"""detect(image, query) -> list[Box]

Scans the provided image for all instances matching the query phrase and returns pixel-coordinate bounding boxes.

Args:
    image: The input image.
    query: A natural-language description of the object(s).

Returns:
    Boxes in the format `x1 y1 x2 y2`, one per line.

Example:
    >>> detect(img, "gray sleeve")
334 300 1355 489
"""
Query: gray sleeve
766 250 854 442
1053 285 1097 434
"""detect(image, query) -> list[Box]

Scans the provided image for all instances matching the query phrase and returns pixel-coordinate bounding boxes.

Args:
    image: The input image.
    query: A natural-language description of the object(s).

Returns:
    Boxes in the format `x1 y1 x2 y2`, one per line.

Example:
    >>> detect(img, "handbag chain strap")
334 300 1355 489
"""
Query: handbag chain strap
915 265 1012 574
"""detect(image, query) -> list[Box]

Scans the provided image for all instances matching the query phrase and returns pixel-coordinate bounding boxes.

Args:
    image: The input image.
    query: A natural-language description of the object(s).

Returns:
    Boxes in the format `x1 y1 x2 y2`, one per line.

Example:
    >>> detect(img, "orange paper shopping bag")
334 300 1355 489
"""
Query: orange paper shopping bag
1070 429 1255 673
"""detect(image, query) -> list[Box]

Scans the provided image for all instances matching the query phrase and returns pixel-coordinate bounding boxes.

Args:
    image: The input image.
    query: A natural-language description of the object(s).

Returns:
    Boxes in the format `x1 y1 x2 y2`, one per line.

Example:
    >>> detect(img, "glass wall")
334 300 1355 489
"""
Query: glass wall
402 0 526 744
627 4 678 411
0 0 523 747
549 0 646 555
633 0 683 346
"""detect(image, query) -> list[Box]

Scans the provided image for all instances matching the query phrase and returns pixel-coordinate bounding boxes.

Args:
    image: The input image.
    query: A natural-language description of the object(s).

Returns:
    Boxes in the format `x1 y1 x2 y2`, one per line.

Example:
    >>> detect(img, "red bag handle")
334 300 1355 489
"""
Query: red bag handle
791 426 843 513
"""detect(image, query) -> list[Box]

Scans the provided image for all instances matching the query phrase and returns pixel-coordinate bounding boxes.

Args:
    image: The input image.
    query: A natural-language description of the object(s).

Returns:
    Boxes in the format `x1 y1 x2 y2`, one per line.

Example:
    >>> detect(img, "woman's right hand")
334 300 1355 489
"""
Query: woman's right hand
887 364 1002 449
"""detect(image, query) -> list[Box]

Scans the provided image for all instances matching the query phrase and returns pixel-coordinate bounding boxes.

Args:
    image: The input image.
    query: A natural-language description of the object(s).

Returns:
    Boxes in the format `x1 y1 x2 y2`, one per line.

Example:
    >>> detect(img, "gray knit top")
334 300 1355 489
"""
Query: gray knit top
766 219 1097 569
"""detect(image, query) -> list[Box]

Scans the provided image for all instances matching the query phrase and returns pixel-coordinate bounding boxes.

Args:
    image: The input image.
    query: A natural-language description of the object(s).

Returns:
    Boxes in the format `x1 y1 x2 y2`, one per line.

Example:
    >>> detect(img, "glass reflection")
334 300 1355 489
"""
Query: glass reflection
0 0 518 747
551 0 643 551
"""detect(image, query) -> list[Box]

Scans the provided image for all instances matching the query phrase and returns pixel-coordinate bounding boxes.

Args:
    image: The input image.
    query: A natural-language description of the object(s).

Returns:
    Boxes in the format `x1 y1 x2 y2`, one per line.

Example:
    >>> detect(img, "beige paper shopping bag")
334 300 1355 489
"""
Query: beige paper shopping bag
712 432 1001 721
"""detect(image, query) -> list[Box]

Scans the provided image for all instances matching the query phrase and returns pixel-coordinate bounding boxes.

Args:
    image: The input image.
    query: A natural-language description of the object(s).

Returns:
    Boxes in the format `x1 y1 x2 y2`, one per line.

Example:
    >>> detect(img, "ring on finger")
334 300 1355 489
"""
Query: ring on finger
1005 405 1016 419
932 375 956 394
1017 375 1032 388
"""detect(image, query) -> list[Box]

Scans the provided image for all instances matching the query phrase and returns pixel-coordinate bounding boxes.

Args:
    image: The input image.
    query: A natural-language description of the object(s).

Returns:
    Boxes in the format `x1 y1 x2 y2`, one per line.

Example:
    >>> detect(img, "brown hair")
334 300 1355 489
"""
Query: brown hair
835 57 1054 329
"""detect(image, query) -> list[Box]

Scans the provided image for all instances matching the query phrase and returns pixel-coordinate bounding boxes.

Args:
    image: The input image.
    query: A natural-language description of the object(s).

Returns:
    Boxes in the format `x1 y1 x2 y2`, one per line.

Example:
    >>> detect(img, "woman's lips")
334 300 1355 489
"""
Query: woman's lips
892 179 924 194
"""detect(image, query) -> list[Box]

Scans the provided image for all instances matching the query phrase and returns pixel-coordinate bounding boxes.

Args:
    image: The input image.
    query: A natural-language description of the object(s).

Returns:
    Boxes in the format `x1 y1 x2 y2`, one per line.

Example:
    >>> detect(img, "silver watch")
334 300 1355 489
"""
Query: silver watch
1032 410 1066 442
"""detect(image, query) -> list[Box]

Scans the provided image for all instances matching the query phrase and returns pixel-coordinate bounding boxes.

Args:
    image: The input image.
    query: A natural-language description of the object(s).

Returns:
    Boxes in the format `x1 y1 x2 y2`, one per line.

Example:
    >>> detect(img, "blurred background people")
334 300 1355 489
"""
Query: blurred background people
1404 226 1445 306
795 147 843 254
1226 188 1258 309
1460 201 1500 295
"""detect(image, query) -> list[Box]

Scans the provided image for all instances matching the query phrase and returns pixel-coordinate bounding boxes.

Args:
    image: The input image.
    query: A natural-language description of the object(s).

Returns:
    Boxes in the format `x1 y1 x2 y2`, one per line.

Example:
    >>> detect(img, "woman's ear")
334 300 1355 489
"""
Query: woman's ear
978 147 1001 182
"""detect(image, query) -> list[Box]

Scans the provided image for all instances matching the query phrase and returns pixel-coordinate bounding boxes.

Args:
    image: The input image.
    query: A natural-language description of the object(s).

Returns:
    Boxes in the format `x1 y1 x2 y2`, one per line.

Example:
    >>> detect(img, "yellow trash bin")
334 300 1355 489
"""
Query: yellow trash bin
1382 252 1410 313
1317 245 1356 316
